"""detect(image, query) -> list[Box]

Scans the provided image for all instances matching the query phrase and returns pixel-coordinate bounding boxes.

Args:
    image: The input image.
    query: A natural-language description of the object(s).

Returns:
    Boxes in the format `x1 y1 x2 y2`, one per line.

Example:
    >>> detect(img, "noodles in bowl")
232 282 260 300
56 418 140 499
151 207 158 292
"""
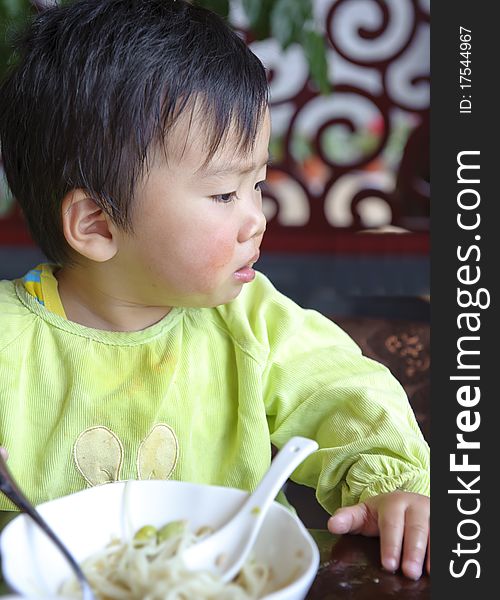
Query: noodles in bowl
60 519 272 599
0 480 320 600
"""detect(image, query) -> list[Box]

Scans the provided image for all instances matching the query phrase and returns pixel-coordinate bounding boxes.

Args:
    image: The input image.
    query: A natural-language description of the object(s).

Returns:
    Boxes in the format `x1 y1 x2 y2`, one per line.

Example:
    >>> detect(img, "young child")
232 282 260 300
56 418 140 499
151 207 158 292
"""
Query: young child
0 0 430 582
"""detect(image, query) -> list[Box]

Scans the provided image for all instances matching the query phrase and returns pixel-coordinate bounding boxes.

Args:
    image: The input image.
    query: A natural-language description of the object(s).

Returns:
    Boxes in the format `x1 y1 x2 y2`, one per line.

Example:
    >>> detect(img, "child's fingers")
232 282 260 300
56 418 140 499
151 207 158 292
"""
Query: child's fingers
401 503 430 580
0 447 7 461
327 503 370 535
377 501 406 573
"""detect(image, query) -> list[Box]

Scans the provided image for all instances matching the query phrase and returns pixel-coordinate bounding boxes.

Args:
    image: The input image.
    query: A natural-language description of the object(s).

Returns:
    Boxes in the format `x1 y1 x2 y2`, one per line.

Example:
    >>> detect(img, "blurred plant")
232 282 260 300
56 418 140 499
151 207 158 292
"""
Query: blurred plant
0 0 36 215
0 0 32 79
0 165 13 215
195 0 330 93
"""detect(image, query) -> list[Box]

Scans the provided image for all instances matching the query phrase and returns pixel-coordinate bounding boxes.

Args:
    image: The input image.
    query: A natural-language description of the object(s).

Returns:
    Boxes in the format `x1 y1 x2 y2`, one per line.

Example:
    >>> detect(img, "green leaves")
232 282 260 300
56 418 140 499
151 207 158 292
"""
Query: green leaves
0 0 32 35
0 0 32 78
197 0 230 19
301 28 330 94
0 0 26 19
241 0 274 39
270 0 312 50
196 0 331 94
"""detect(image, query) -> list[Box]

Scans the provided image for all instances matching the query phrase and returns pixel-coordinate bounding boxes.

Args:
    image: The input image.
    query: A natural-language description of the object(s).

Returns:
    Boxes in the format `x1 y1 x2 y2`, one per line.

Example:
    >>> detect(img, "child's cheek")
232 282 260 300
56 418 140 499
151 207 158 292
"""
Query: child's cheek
201 235 235 272
191 236 236 292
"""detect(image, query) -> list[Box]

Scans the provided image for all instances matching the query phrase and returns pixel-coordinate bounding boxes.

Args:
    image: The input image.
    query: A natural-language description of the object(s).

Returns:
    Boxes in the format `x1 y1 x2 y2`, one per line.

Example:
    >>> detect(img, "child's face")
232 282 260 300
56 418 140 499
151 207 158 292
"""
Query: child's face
113 108 270 309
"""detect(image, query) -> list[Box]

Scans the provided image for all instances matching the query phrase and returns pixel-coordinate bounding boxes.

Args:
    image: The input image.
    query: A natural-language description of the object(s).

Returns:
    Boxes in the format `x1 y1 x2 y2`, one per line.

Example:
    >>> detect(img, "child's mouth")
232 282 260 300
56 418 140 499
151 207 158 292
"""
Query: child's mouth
234 252 259 283
233 265 256 283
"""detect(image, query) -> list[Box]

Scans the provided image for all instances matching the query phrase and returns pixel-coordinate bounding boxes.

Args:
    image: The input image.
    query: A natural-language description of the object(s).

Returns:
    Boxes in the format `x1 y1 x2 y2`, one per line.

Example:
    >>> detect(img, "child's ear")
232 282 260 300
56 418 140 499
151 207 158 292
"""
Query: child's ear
61 189 118 262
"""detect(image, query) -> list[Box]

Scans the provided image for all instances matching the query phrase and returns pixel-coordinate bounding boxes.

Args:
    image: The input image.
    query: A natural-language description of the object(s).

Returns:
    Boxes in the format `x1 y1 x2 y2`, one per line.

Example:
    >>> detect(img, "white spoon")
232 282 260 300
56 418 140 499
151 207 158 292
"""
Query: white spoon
181 436 319 582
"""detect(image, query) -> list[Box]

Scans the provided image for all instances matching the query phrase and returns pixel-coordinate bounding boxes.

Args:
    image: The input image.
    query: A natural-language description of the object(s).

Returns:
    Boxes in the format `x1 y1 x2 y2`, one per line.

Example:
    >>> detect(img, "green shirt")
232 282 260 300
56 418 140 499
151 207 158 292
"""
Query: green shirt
0 269 429 513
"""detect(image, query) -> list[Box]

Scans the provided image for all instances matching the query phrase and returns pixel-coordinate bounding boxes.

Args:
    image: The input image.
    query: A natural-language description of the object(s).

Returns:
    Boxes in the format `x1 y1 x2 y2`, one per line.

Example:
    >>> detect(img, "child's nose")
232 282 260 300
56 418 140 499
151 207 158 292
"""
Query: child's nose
238 196 266 243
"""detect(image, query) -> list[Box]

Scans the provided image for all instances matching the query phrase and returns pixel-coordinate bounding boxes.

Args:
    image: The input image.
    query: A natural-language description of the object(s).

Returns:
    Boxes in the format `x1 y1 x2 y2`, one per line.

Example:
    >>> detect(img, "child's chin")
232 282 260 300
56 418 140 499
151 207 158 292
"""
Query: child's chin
210 285 245 307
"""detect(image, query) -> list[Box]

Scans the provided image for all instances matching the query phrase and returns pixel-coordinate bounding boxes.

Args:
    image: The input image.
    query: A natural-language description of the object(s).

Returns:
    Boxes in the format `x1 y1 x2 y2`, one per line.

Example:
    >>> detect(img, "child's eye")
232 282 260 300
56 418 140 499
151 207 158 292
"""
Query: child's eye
211 192 237 204
255 180 266 191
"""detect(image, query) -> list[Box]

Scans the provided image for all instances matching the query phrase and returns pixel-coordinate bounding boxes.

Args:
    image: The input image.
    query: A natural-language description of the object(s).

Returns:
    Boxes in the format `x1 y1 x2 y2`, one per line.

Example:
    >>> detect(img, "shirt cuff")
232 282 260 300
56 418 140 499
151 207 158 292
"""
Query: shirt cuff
344 454 430 507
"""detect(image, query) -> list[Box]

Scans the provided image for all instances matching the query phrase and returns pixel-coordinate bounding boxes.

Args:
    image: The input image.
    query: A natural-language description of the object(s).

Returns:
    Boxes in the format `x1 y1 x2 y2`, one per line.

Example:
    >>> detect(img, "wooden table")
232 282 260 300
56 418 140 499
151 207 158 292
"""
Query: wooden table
0 516 429 599
308 530 430 599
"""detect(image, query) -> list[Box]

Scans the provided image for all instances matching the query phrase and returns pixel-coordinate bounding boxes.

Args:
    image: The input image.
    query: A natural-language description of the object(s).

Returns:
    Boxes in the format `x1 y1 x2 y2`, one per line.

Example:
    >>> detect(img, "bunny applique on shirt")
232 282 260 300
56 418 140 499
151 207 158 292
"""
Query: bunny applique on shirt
73 423 179 485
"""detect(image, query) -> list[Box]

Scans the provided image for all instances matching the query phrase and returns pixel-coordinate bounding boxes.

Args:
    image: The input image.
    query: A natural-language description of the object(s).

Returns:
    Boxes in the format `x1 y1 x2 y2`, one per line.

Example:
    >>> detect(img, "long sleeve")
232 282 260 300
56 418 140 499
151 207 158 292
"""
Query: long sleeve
254 278 429 515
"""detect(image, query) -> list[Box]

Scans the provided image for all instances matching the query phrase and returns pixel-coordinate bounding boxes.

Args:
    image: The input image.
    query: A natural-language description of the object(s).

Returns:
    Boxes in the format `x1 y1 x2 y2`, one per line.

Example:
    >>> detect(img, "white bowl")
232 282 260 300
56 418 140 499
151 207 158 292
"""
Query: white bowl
0 480 320 599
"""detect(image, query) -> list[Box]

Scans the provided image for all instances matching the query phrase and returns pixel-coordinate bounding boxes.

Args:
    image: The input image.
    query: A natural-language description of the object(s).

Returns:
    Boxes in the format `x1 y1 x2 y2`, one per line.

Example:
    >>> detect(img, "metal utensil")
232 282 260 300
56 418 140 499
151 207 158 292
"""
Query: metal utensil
0 454 95 600
181 436 319 582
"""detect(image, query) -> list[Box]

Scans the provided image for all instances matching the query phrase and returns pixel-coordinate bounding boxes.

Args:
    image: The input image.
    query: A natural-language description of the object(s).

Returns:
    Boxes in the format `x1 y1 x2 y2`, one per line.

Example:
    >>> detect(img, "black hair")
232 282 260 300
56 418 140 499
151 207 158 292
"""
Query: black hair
0 0 268 263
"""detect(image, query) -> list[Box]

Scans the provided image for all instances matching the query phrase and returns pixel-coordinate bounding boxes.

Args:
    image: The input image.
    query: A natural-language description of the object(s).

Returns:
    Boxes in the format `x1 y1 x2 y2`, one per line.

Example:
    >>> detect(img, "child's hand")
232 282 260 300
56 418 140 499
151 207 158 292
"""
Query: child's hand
0 447 7 461
327 490 430 580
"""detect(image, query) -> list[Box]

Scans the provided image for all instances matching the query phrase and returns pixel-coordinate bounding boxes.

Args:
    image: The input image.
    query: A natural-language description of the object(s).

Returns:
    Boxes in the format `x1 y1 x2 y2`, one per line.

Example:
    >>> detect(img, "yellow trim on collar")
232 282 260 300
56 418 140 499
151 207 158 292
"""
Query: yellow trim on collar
23 263 67 319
